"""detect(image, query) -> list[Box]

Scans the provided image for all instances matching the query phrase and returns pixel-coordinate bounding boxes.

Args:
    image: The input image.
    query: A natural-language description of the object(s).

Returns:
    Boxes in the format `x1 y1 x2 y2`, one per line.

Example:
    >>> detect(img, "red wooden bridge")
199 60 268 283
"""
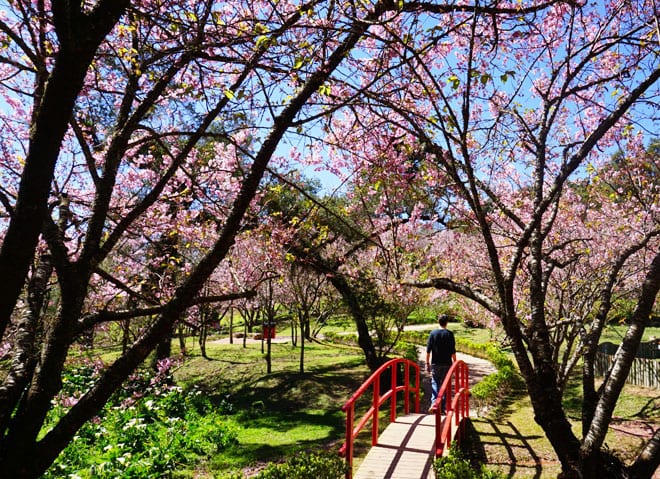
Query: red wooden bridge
339 358 470 479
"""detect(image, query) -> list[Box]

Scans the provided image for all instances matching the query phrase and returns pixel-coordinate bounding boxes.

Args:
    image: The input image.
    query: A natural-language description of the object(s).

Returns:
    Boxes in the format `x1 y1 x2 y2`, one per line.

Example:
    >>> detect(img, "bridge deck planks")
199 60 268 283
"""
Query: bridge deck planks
353 413 439 479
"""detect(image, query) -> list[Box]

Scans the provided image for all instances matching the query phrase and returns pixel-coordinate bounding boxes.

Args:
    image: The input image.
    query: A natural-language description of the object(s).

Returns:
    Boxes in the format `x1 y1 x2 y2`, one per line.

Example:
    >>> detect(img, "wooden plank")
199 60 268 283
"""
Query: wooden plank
354 413 438 479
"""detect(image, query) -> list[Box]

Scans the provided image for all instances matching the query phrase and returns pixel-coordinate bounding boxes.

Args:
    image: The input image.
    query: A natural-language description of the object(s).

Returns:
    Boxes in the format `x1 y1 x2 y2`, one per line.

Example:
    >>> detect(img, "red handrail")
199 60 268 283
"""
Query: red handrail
338 358 420 478
429 360 470 456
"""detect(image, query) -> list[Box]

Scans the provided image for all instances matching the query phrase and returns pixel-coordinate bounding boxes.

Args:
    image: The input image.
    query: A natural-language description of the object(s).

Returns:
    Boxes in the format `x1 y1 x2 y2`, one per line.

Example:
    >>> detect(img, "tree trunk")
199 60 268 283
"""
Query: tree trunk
527 371 582 477
266 324 272 374
0 253 52 433
0 2 128 335
243 319 247 348
304 316 311 340
199 322 208 359
629 428 660 479
581 251 660 477
229 307 234 345
177 324 186 355
121 319 131 354
299 325 305 374
151 329 172 369
328 274 381 371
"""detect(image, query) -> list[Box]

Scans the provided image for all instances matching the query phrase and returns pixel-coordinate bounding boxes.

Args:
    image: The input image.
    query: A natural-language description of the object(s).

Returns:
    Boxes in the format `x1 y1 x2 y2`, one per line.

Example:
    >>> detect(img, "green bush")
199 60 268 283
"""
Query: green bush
434 446 503 479
250 451 348 479
44 366 239 479
402 341 420 362
460 341 519 412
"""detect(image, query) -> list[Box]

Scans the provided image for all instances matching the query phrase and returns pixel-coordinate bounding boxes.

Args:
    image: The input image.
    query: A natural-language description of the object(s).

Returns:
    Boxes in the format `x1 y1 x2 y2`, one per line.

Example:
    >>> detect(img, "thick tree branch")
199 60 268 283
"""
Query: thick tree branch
581 229 660 435
404 0 575 16
93 267 159 306
77 289 257 331
405 277 502 317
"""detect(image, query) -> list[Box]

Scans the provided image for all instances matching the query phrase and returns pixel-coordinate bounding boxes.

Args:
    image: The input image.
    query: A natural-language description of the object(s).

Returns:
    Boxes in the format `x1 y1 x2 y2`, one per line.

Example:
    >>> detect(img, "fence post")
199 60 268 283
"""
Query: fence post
345 405 354 479
390 363 397 423
372 375 380 446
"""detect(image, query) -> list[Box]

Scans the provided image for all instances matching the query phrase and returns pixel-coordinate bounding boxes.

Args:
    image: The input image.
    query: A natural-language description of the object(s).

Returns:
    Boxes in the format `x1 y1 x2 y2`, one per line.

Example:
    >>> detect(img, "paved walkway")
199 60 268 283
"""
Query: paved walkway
352 350 496 479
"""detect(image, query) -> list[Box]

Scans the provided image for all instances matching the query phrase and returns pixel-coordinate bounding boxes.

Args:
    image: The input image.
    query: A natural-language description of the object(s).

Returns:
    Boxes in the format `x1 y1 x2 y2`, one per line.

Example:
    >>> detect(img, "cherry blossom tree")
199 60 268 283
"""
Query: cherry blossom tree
286 262 339 373
0 0 407 475
266 169 429 369
312 1 660 477
1 0 649 476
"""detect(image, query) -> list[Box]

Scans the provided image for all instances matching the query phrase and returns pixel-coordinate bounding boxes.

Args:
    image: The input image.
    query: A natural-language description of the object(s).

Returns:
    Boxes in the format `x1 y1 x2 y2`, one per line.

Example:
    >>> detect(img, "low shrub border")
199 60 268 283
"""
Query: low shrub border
221 451 347 479
433 445 505 479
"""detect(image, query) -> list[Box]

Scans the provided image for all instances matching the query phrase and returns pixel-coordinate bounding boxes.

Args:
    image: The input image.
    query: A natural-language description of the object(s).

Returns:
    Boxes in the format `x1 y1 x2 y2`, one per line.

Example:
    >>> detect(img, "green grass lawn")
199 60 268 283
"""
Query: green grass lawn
173 338 370 477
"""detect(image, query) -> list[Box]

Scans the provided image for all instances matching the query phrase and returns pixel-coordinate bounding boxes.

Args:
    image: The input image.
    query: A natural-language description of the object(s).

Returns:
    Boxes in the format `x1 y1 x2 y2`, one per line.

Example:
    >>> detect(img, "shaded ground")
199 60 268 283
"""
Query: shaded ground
461 374 659 479
465 416 660 479
464 417 563 479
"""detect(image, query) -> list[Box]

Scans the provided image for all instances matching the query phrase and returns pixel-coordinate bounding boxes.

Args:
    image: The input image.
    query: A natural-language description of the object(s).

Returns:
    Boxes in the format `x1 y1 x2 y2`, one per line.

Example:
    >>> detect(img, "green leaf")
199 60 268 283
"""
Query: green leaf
318 84 331 96
256 35 271 49
500 70 516 83
254 23 269 34
447 75 460 90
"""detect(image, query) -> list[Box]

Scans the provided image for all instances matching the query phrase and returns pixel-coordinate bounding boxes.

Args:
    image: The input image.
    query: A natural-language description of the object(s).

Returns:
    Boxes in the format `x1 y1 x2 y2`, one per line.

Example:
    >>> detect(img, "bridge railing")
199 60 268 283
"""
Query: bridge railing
429 360 470 456
338 358 420 478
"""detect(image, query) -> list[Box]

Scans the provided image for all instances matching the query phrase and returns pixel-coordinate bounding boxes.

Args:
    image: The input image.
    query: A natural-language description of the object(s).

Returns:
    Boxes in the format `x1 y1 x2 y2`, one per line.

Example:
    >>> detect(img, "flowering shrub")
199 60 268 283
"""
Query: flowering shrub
44 361 238 478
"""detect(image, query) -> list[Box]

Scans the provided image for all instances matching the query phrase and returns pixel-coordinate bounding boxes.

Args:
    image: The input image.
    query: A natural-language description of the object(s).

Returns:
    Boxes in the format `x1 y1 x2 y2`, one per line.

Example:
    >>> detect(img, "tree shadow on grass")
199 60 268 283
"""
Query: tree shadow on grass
206 361 371 473
456 354 548 478
464 417 553 479
223 360 367 410
461 419 489 464
486 375 527 421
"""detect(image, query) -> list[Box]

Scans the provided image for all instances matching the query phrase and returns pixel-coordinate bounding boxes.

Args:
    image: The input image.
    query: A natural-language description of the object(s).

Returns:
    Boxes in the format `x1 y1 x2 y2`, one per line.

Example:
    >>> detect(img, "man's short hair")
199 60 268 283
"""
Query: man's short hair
438 314 451 326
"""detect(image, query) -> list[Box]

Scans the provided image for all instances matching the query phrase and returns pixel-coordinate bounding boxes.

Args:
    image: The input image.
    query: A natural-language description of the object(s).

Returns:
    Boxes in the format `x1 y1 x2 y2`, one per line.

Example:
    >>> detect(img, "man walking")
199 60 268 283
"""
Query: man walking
425 314 456 414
